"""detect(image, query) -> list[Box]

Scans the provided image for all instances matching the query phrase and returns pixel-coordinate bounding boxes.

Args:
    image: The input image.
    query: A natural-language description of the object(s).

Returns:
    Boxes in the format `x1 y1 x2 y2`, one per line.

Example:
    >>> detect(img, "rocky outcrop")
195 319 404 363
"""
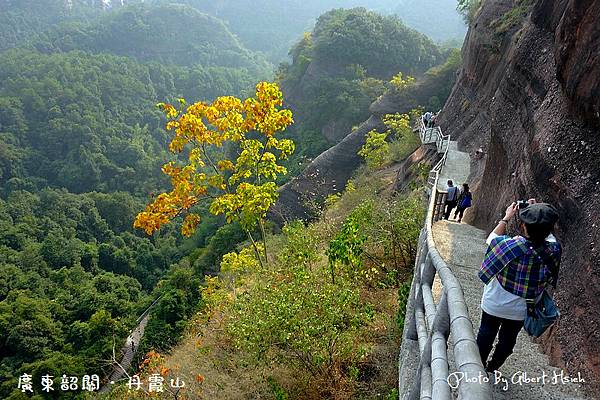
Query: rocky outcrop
271 114 384 223
438 0 600 391
273 63 459 223
551 0 600 128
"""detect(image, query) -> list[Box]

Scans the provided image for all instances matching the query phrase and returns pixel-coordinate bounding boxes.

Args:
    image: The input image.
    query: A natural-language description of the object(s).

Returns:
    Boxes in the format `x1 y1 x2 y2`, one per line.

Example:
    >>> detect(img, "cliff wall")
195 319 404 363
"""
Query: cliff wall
437 0 600 386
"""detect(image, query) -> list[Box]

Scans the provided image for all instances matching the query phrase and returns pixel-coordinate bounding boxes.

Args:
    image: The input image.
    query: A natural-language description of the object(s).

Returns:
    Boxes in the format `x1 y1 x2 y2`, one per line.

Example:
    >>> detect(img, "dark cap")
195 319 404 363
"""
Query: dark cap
519 203 559 225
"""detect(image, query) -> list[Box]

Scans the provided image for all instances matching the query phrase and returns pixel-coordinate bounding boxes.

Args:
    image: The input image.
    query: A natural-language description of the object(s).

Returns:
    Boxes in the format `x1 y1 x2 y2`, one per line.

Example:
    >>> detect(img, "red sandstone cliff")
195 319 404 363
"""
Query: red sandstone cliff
438 0 600 389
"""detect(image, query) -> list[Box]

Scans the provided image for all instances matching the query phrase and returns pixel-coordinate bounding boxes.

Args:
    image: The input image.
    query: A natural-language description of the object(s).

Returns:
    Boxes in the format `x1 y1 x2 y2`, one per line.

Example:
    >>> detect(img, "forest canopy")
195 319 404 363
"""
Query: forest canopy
0 3 267 395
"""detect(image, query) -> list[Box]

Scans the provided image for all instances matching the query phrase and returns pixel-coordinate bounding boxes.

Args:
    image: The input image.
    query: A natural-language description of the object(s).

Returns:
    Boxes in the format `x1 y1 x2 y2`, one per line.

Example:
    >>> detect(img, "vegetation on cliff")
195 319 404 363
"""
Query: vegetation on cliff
122 162 427 399
277 7 444 168
105 83 431 398
358 109 422 169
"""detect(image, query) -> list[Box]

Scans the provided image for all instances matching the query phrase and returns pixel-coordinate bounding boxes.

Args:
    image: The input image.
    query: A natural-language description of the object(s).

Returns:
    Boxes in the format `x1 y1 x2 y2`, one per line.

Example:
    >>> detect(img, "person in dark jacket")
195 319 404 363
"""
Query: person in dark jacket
453 183 472 223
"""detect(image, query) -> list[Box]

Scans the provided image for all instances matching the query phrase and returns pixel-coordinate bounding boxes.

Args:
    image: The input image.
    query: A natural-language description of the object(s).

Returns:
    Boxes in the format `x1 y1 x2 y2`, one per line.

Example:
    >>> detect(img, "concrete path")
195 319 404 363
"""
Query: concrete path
436 141 470 191
430 142 590 399
98 297 161 393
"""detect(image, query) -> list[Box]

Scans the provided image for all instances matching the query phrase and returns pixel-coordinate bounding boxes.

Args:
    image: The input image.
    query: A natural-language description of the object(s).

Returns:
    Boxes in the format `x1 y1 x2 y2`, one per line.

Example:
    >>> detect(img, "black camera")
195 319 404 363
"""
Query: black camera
516 200 529 209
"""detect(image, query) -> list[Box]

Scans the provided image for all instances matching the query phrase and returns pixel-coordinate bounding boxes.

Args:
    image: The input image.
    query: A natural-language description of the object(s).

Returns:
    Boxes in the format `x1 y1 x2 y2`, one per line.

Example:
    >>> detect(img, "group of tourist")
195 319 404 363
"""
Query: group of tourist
443 180 472 223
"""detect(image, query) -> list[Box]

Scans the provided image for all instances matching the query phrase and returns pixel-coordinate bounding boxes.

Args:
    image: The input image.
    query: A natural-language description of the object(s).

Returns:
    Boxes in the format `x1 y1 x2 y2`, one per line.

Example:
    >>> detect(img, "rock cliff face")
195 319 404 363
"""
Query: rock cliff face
438 0 600 388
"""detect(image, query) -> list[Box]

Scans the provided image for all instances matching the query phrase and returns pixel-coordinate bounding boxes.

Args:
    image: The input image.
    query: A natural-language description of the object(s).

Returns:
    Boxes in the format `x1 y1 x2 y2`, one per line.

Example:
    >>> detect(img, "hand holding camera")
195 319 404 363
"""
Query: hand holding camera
506 198 538 221
504 202 518 220
516 200 529 209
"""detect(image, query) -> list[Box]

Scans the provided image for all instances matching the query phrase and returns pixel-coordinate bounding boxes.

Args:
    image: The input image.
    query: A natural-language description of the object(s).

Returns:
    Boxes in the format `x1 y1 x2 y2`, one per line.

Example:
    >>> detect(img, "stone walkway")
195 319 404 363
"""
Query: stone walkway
430 141 590 399
98 298 160 393
436 141 470 192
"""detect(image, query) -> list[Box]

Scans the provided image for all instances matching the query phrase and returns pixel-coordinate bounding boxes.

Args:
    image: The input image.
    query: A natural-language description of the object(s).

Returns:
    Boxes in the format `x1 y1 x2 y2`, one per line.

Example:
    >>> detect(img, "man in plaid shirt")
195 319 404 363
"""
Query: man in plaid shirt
479 233 560 299
476 200 560 372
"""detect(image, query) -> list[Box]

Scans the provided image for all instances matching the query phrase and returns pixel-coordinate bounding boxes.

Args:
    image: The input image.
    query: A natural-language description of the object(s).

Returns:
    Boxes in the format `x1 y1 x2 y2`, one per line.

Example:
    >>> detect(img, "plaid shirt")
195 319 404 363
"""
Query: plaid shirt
478 235 561 299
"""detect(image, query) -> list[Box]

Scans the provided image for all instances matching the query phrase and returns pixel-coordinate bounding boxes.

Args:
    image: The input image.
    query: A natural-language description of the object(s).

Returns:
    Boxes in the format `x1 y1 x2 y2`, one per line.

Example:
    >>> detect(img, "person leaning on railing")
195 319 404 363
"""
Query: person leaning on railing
422 111 433 128
476 199 560 372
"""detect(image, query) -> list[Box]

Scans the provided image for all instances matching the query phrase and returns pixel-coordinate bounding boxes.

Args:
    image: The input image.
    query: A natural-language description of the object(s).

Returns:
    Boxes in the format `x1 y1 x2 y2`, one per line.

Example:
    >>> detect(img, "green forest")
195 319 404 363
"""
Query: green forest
278 7 445 161
0 1 465 399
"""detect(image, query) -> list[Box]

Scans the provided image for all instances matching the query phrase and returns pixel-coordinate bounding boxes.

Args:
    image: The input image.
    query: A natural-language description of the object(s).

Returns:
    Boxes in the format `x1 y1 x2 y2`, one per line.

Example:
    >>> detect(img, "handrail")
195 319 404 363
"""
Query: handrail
424 125 451 192
401 118 491 399
136 295 162 325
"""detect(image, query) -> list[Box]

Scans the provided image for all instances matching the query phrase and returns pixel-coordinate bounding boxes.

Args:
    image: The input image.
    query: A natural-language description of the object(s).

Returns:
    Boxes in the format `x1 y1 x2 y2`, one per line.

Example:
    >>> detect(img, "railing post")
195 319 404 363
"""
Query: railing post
408 359 423 400
405 277 419 341
430 190 446 223
421 256 437 330
414 279 428 354
431 291 451 400
438 192 447 222
406 230 428 341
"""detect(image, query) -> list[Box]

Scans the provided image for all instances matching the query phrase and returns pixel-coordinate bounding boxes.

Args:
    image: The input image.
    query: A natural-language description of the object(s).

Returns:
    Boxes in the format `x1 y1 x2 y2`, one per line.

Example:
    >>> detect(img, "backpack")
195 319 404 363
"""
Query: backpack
524 290 559 337
460 192 472 208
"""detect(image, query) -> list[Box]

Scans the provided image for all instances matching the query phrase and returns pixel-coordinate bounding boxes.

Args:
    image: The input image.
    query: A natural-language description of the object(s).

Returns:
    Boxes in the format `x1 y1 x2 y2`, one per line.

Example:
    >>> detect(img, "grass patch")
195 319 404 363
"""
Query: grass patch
389 130 420 164
492 0 534 33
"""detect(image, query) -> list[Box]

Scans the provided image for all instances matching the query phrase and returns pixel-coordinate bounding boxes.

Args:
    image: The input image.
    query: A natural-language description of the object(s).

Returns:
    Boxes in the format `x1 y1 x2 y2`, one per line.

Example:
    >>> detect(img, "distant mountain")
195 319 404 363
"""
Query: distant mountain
277 8 444 160
175 0 465 62
1 0 465 63
0 1 154 52
0 0 87 51
393 0 466 43
32 3 271 74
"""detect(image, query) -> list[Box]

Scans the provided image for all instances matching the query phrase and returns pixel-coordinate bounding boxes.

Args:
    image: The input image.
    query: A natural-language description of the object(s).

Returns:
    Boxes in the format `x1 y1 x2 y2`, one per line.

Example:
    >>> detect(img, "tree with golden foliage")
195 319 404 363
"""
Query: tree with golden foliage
134 82 294 265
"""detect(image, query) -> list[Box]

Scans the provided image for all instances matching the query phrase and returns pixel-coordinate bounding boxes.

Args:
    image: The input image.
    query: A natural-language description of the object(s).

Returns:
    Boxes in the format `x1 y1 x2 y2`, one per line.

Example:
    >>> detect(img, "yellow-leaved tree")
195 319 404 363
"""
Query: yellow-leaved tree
134 82 294 266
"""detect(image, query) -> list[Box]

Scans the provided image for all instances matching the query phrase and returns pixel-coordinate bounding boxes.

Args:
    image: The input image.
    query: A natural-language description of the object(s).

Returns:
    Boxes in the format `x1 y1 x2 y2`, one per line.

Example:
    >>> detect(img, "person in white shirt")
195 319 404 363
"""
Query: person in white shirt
476 200 561 372
444 180 459 220
422 111 432 127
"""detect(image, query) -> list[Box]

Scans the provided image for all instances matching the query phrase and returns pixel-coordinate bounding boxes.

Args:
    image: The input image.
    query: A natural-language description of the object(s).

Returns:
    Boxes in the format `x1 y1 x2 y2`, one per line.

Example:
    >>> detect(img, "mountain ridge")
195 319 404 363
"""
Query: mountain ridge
31 3 271 74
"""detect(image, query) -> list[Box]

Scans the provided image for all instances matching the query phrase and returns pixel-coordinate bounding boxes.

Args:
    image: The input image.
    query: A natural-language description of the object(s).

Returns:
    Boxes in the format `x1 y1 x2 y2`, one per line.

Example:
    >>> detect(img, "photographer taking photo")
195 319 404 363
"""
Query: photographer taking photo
476 199 561 372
